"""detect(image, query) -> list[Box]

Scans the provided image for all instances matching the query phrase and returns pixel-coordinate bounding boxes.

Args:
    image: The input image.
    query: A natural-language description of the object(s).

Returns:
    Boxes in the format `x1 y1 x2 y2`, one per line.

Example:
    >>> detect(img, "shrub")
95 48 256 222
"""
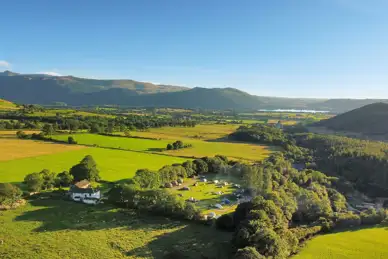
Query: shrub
216 214 235 231
334 212 361 229
67 136 77 144
360 208 386 225
0 183 22 205
235 247 264 259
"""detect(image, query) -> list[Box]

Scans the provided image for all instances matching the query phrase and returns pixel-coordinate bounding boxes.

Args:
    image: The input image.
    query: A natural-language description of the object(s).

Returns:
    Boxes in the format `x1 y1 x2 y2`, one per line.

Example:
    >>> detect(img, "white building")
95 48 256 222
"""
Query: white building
69 180 101 205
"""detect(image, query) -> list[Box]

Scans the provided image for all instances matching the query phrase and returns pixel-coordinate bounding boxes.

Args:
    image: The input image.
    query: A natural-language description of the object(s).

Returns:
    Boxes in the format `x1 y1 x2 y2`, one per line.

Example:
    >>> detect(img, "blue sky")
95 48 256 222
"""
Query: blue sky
1 0 388 98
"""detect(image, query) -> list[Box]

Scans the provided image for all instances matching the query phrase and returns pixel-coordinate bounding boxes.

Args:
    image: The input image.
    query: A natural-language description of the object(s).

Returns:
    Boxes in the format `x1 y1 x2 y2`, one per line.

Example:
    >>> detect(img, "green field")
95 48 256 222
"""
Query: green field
0 147 188 183
0 198 231 259
52 134 170 152
52 133 274 162
294 227 388 259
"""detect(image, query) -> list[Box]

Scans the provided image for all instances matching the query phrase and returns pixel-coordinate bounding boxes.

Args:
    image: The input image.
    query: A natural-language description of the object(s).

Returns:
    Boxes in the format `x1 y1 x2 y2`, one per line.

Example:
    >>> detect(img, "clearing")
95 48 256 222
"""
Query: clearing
293 226 388 259
0 198 231 259
0 138 85 161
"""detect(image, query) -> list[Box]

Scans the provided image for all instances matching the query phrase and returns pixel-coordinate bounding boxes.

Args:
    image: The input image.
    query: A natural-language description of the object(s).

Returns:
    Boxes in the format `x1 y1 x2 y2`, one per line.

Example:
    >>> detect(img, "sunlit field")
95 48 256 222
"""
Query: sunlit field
0 138 85 161
0 199 231 259
0 146 188 183
293 227 388 259
52 132 275 162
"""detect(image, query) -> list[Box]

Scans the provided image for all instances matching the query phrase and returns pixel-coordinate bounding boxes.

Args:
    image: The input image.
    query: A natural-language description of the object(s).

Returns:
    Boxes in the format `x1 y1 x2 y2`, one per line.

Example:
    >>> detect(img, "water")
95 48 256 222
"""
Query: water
258 109 330 113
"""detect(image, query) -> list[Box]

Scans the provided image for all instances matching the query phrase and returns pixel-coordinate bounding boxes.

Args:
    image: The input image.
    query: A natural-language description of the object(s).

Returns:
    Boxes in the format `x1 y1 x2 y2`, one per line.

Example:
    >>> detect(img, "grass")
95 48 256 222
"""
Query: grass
293 226 388 259
168 174 241 216
51 133 275 162
0 99 18 110
132 124 239 140
0 139 85 161
0 198 232 259
52 133 170 152
0 144 188 183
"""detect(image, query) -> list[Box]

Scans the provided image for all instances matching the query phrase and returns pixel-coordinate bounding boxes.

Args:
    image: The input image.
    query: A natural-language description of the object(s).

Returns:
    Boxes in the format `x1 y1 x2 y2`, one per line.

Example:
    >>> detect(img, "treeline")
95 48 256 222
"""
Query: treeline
229 125 388 197
0 113 197 132
218 153 388 258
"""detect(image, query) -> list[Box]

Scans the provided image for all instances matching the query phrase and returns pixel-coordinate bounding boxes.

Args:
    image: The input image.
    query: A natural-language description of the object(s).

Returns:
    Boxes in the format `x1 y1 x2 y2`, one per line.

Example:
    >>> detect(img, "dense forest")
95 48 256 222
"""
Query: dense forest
230 125 388 197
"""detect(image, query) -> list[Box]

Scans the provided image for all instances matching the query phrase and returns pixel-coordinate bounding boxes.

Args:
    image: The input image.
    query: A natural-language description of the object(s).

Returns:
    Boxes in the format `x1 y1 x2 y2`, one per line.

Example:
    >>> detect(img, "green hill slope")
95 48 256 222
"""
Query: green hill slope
316 102 388 135
0 98 18 110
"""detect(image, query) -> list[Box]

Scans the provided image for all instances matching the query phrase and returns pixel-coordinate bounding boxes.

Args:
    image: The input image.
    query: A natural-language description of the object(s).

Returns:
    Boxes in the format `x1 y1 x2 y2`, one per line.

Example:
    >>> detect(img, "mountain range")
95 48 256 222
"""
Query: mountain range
1 70 387 113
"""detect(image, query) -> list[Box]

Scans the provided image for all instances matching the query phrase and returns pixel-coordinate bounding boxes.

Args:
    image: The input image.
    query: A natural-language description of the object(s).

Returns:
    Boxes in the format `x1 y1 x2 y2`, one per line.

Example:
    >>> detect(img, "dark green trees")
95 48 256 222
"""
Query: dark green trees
70 155 100 182
56 171 74 187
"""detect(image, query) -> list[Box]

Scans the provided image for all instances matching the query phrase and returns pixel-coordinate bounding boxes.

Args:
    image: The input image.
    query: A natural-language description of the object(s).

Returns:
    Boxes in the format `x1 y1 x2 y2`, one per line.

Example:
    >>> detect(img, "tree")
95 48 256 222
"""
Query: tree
166 143 173 150
90 124 102 133
132 169 161 189
56 171 74 187
42 123 54 136
68 136 77 144
124 130 131 137
70 155 100 182
39 169 56 190
193 159 208 174
235 247 264 259
24 172 44 192
0 183 22 205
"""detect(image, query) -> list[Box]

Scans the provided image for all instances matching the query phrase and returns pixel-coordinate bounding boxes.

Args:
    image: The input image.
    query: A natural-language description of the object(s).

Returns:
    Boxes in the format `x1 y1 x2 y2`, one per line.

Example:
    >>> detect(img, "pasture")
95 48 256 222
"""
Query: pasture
293 227 388 259
0 142 188 183
0 138 85 161
0 198 231 259
52 132 275 162
131 124 239 140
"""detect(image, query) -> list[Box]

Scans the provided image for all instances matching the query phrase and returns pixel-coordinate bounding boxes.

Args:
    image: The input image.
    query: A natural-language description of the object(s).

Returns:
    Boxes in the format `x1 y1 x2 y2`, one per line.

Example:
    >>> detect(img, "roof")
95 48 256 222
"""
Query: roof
69 185 98 194
74 180 91 188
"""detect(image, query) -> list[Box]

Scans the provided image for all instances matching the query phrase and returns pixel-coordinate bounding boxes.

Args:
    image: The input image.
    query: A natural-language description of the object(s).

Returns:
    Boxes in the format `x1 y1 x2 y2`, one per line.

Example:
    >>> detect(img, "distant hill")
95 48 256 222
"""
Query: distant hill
1 70 388 112
315 103 388 135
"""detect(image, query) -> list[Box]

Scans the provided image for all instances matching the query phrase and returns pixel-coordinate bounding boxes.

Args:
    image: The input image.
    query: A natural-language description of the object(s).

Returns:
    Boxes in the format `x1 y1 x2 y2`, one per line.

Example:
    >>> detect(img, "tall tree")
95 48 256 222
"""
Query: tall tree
70 155 100 182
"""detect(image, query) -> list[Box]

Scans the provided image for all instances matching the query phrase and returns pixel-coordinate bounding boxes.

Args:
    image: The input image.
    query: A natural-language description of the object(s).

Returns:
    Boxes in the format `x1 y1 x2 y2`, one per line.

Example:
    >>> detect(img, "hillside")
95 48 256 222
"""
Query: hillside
0 70 188 95
2 70 388 112
315 102 388 135
0 98 18 110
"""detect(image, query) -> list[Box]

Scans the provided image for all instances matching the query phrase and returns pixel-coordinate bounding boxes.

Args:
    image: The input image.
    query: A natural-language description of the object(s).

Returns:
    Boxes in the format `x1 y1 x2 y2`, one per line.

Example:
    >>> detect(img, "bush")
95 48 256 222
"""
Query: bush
360 208 386 225
0 183 22 205
334 212 361 229
16 130 29 139
235 247 264 259
68 136 77 144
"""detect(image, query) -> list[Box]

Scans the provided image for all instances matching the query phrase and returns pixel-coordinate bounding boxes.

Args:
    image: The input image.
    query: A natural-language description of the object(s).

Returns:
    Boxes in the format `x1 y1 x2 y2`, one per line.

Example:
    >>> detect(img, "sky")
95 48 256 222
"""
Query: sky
1 0 388 98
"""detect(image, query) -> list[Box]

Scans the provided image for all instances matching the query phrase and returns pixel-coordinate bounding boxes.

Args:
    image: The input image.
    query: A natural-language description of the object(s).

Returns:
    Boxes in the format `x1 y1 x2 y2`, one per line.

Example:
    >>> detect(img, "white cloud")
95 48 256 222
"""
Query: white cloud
38 71 62 76
0 60 10 68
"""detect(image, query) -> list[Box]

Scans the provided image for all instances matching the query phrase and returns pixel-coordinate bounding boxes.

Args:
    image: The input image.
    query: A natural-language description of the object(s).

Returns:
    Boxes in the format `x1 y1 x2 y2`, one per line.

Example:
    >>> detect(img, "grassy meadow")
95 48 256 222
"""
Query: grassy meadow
0 198 231 259
0 138 85 161
294 227 388 259
52 131 275 162
0 141 188 183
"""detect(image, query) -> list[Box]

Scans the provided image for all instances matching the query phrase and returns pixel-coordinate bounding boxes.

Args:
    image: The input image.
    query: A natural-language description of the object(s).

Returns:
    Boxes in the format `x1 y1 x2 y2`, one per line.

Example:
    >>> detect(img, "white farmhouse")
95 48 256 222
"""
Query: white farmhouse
69 180 101 205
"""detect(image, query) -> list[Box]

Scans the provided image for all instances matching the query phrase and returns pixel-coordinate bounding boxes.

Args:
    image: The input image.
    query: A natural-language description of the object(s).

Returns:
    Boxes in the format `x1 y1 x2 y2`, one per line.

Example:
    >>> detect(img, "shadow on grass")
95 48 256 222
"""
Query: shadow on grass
13 197 233 258
124 224 233 259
